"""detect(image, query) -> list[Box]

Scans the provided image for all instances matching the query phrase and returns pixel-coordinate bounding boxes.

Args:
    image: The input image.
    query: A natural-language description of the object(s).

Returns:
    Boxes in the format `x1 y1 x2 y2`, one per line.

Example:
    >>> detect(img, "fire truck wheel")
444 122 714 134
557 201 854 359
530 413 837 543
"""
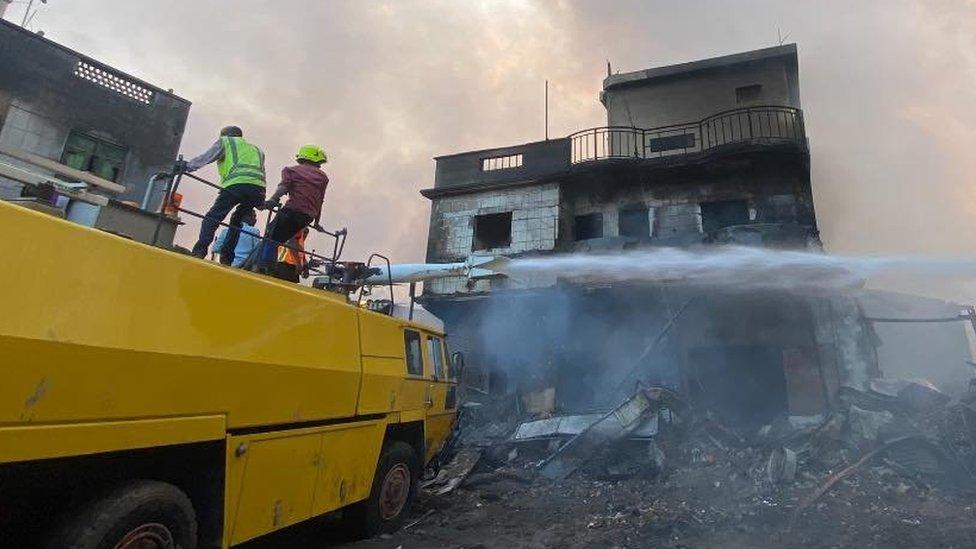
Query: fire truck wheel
346 441 418 537
46 480 197 549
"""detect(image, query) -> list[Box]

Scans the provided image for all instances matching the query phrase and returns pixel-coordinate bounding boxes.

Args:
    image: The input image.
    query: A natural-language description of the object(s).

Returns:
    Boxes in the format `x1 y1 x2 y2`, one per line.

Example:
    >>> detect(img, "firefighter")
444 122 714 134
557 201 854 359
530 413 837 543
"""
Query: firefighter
183 126 267 262
274 227 324 282
211 209 262 267
256 144 329 271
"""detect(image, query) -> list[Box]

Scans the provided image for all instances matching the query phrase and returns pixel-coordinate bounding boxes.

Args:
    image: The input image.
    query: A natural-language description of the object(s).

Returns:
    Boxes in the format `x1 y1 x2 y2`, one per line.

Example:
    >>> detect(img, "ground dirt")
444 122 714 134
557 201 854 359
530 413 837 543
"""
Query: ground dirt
246 389 976 548
346 463 975 548
247 443 976 548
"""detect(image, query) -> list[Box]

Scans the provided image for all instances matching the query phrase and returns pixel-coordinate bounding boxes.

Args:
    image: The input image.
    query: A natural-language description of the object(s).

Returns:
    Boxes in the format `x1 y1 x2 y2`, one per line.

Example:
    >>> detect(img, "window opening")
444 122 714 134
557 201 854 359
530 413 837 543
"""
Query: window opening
735 84 763 104
619 206 650 239
574 213 604 240
482 153 523 171
700 200 749 234
473 212 513 250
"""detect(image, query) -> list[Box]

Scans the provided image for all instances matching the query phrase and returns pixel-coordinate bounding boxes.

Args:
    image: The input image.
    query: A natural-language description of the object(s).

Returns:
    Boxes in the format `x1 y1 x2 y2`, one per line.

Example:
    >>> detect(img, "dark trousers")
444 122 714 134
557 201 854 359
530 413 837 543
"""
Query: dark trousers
259 207 313 266
274 262 301 283
192 184 266 260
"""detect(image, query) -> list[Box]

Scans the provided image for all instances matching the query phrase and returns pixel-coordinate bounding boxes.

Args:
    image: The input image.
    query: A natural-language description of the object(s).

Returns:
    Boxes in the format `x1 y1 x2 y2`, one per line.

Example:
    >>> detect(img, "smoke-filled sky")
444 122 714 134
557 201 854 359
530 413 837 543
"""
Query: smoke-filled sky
6 1 976 288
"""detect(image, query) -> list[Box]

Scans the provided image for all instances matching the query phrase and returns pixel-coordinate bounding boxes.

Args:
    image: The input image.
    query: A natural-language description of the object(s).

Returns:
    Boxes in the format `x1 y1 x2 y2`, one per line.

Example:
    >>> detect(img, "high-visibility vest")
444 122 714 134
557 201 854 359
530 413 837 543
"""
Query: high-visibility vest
217 136 266 188
277 230 307 267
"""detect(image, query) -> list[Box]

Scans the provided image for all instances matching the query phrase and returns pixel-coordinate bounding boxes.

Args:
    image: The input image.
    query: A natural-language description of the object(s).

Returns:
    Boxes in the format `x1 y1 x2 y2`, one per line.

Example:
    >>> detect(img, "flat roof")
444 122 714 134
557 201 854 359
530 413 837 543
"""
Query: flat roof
433 137 566 161
604 44 797 91
0 18 190 104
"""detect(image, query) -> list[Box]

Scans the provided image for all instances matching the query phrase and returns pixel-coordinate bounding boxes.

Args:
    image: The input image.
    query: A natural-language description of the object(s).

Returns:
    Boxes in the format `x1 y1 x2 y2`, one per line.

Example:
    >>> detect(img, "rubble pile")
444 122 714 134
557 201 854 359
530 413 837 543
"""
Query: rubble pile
380 380 976 548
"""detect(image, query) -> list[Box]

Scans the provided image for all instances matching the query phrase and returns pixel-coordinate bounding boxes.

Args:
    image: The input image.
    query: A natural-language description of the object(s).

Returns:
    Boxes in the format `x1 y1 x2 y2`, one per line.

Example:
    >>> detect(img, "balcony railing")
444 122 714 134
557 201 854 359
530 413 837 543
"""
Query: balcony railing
569 105 805 165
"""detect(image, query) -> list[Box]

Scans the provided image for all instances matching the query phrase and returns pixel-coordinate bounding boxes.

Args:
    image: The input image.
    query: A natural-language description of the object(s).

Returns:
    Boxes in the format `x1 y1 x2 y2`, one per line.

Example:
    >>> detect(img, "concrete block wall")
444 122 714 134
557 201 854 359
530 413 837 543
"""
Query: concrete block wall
0 101 63 198
425 182 561 297
1 102 63 158
568 191 703 244
655 203 702 236
428 182 560 262
757 194 798 223
571 193 623 237
564 170 809 246
567 187 704 242
603 45 800 129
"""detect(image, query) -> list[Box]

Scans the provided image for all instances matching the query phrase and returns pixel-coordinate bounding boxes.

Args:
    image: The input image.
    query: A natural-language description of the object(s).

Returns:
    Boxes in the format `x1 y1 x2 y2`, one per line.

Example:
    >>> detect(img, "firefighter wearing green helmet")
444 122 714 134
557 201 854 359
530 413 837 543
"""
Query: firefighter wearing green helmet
256 144 330 276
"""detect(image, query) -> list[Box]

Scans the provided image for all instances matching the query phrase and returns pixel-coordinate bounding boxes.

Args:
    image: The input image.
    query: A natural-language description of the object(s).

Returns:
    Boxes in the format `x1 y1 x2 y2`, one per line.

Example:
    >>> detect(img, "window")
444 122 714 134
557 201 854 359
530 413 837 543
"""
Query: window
619 206 650 239
700 200 750 234
445 340 459 380
74 61 154 104
735 84 763 104
473 212 512 250
61 131 127 182
404 330 424 376
428 336 445 380
482 153 522 171
446 385 457 410
574 213 603 240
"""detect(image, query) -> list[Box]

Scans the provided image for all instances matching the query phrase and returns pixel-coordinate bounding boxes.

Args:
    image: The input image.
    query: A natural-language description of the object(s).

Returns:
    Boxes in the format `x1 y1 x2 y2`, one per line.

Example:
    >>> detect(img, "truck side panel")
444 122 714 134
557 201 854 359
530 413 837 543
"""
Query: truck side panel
358 356 406 414
0 202 362 442
0 414 225 463
224 419 386 545
357 312 427 416
311 421 385 514
227 433 320 545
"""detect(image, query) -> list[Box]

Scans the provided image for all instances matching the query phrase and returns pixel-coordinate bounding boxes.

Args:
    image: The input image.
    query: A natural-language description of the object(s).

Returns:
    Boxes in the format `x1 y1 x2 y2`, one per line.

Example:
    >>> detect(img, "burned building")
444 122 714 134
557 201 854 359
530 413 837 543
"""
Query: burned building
425 44 815 265
0 18 190 245
420 45 971 428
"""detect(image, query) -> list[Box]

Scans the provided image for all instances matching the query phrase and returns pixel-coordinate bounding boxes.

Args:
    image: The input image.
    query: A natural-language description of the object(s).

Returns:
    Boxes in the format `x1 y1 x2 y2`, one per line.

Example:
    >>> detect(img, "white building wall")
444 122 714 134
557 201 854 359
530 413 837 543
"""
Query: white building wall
426 182 560 296
433 182 560 259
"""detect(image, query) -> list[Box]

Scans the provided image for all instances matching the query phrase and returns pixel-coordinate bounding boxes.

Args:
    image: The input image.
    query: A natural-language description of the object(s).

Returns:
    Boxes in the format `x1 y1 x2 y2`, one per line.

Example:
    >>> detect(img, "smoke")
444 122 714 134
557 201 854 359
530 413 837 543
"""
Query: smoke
473 246 976 413
475 285 687 412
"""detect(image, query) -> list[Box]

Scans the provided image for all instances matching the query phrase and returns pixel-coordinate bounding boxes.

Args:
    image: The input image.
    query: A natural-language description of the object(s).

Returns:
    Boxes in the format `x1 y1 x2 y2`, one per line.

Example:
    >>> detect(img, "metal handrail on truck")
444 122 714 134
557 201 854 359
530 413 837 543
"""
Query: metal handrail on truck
357 252 394 313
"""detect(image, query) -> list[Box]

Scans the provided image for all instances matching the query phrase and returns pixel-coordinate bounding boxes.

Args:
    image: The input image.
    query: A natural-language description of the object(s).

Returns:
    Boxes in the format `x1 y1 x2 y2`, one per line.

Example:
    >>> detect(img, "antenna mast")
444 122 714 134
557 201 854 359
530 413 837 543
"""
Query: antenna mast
544 79 549 141
19 0 47 29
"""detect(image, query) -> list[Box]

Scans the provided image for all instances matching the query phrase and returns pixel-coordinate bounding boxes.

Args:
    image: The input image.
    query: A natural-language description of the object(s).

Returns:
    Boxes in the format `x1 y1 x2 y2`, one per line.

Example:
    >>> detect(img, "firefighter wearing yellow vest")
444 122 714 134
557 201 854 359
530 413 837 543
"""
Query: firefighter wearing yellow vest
184 126 268 260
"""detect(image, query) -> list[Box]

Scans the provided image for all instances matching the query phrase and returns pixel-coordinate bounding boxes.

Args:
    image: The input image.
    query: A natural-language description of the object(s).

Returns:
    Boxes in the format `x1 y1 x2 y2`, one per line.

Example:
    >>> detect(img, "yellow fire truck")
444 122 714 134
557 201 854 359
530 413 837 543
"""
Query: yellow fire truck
0 199 460 548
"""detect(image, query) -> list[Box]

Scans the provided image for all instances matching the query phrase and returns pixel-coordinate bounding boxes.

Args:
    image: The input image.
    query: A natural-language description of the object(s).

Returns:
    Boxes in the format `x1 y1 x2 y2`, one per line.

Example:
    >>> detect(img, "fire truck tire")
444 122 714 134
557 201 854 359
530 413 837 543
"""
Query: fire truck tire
45 480 197 549
345 441 418 537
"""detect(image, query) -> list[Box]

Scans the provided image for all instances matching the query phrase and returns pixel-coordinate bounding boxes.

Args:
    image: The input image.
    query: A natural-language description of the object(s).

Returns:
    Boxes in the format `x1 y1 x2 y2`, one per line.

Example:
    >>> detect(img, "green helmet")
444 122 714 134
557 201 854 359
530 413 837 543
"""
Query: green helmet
296 144 327 164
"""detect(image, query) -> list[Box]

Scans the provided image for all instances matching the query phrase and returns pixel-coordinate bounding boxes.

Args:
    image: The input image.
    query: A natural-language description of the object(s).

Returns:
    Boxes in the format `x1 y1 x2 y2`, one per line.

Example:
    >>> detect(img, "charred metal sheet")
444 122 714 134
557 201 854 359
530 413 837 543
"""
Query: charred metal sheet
422 447 482 495
538 390 658 480
514 413 659 441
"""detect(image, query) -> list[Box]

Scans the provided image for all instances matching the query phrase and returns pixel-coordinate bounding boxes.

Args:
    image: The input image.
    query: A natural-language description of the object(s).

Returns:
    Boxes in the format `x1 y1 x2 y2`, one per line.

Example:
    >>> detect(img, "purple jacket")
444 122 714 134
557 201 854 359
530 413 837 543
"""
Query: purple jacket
273 164 329 220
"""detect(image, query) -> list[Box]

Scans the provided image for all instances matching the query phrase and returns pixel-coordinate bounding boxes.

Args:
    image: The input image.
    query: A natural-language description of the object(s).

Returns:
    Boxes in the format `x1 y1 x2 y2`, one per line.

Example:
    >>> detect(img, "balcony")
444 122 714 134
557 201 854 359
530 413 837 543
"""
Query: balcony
569 105 806 165
425 105 806 197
